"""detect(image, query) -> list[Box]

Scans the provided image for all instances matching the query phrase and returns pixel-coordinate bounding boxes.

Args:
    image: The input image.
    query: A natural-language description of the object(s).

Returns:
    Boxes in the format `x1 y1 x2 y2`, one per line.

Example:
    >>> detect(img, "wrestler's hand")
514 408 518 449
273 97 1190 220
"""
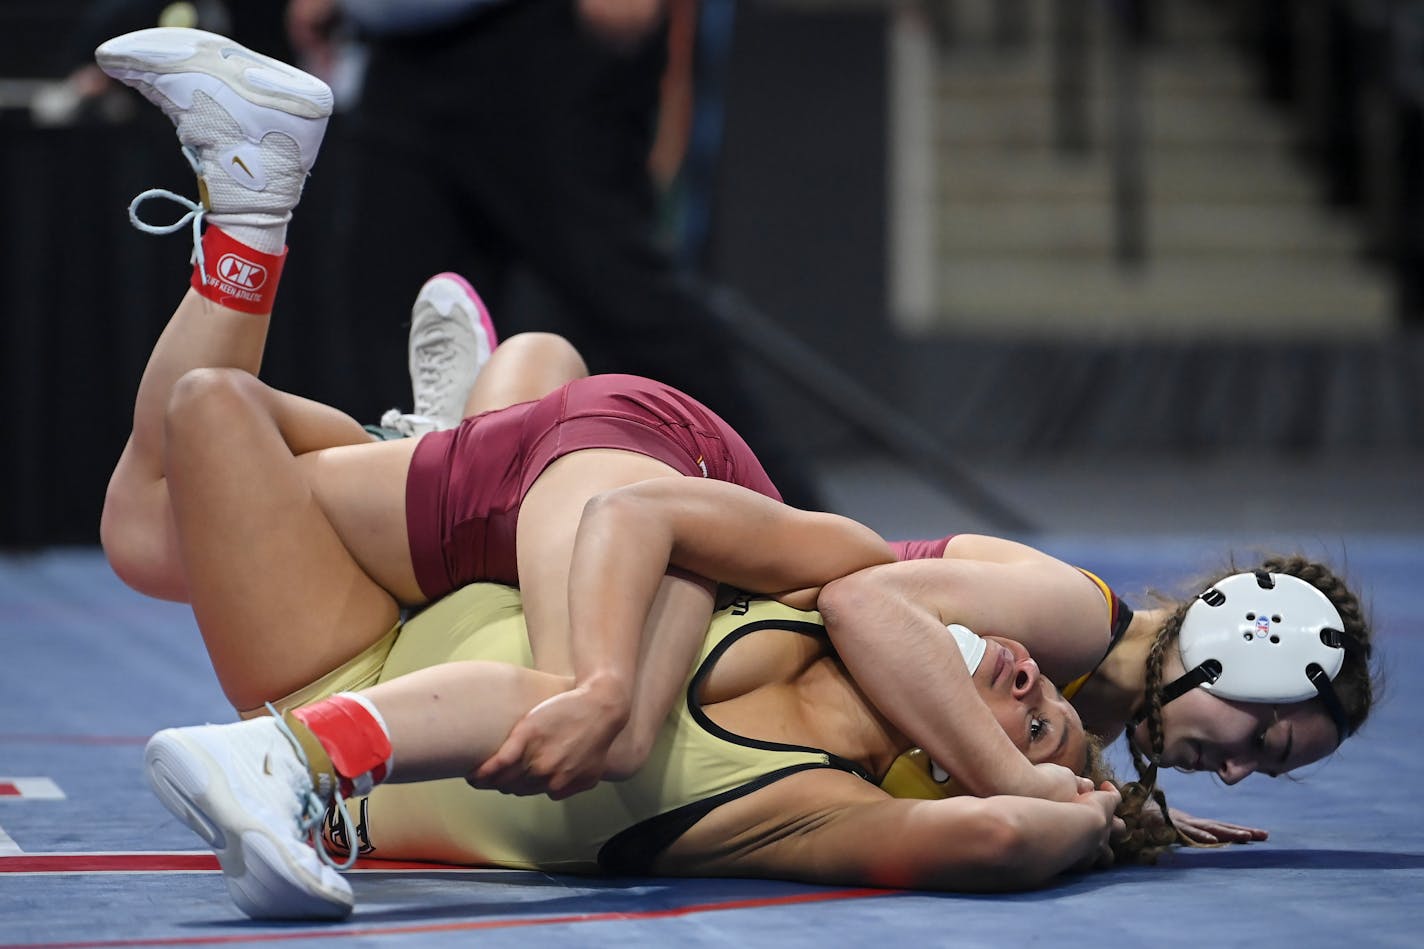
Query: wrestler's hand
1071 781 1124 872
1167 806 1268 845
467 682 629 800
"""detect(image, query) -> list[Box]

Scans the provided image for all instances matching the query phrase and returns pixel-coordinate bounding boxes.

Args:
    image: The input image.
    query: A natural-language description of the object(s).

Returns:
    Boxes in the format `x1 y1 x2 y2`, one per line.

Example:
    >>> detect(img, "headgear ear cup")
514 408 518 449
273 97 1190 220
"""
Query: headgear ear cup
1166 571 1357 741
1178 572 1346 703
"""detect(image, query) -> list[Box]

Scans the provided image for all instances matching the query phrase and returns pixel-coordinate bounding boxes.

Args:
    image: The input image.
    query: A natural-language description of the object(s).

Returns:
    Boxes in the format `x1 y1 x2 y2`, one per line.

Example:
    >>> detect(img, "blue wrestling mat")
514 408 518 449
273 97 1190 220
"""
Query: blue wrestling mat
3 535 1422 949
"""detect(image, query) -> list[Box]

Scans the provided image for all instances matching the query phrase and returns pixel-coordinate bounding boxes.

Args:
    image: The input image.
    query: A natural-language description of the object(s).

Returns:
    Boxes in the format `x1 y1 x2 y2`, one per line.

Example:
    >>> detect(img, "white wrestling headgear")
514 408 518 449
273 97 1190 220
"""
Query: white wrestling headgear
1162 570 1361 742
947 623 987 674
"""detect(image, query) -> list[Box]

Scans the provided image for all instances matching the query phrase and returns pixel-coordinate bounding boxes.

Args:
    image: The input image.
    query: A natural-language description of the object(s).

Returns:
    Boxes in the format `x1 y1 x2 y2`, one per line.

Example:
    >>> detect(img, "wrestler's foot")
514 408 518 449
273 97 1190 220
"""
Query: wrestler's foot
95 27 332 247
380 273 499 437
145 718 354 920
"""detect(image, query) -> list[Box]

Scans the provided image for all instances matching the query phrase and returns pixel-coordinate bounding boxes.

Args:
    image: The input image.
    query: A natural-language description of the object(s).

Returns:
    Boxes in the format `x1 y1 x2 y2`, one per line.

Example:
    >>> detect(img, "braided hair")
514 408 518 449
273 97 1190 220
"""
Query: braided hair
1108 554 1375 865
1113 616 1180 863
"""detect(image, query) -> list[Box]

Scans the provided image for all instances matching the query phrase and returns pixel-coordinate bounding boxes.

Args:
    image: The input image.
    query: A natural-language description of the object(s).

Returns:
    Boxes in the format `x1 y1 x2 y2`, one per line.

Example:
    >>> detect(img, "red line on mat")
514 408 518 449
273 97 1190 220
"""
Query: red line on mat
0 853 458 873
0 885 896 948
0 734 148 746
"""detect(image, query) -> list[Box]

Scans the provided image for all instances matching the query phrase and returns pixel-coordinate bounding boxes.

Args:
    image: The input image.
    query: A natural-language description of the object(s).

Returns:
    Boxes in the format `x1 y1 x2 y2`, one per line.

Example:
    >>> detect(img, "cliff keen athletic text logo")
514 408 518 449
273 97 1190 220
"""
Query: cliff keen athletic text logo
215 253 268 293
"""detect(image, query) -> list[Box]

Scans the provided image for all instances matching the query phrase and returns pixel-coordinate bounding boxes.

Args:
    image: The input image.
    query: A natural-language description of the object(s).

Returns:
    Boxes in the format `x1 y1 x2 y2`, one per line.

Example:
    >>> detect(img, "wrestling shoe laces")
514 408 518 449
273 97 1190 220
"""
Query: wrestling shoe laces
127 146 210 275
377 409 441 439
381 273 499 435
411 329 465 422
378 334 467 437
266 703 358 873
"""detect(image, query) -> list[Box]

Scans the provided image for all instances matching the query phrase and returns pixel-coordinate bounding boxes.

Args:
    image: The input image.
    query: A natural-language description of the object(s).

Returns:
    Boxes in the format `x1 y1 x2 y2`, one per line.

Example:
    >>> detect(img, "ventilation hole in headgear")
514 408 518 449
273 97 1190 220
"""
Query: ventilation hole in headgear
1201 588 1226 607
1270 635 1280 644
1246 612 1256 621
1272 614 1281 623
1255 571 1275 589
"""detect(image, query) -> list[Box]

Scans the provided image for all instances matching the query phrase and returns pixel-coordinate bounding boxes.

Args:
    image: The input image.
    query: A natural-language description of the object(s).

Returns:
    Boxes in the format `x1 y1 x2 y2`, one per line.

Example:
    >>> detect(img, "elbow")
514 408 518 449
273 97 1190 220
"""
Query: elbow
580 481 689 546
816 570 885 627
579 485 657 539
580 484 636 520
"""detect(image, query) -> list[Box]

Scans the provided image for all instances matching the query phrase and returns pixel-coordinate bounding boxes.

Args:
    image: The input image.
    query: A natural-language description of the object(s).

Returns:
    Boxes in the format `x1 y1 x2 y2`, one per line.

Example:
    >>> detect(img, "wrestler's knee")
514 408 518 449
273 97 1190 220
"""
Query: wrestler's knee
163 367 262 440
500 332 589 377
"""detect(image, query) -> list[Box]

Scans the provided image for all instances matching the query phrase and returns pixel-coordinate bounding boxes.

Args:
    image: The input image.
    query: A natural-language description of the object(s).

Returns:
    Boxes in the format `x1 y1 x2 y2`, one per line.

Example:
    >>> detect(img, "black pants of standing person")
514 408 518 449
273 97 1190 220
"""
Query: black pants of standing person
310 0 823 511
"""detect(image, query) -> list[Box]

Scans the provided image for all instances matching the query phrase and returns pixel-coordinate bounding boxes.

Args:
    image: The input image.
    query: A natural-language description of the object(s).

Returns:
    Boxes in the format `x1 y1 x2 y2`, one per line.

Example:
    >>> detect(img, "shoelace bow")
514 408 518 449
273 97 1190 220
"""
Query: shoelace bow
126 145 210 279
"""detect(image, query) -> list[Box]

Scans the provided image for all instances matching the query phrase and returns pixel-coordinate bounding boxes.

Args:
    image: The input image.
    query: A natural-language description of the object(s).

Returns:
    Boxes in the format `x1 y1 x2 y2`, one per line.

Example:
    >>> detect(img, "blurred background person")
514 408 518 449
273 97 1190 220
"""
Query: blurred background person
282 0 826 510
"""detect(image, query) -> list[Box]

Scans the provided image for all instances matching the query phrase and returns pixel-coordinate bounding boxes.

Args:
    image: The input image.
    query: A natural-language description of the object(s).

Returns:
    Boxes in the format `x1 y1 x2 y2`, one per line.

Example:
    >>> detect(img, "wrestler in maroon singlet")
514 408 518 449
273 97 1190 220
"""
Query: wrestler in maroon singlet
405 374 782 600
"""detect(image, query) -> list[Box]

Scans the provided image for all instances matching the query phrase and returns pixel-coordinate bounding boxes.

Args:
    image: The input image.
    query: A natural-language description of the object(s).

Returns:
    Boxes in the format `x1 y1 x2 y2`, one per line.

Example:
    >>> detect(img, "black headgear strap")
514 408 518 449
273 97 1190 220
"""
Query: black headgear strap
1150 633 1359 745
1159 659 1222 706
1127 659 1221 735
1307 662 1354 745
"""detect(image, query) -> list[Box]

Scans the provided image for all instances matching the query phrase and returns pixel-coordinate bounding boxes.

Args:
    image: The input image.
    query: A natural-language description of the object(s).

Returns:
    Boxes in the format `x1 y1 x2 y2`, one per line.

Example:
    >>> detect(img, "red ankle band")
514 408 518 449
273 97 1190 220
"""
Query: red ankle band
190 227 286 314
291 693 392 797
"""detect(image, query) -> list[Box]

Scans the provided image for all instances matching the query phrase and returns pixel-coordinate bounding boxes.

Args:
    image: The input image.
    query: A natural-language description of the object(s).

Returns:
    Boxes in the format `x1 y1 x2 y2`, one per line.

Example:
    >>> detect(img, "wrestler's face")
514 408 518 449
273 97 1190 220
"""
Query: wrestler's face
972 636 1087 772
1131 649 1339 783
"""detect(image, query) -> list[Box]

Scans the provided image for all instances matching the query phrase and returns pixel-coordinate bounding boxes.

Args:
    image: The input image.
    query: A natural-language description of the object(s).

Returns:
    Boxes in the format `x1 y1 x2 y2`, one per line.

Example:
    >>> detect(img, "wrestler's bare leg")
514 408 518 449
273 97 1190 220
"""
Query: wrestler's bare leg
162 360 417 710
95 27 363 603
102 290 373 603
461 331 591 415
360 662 569 780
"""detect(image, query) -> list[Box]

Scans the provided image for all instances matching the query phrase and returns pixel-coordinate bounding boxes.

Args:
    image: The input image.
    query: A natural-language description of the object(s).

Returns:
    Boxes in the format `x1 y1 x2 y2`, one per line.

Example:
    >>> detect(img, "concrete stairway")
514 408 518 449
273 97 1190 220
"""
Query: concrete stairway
910 0 1394 339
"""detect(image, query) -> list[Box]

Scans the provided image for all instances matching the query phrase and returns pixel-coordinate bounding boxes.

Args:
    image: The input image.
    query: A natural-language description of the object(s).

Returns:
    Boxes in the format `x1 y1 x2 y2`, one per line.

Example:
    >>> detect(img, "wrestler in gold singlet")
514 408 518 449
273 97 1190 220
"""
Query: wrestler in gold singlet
301 586 868 873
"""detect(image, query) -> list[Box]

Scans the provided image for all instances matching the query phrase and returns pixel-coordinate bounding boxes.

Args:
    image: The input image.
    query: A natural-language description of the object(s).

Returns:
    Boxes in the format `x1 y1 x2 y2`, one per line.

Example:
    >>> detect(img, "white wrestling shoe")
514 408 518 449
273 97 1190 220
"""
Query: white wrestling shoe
380 273 499 436
95 27 333 248
144 718 355 920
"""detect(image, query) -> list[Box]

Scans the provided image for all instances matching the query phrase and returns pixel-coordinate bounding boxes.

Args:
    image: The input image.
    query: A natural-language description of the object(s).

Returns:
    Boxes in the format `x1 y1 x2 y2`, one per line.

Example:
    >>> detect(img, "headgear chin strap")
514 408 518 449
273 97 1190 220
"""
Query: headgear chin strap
1161 571 1362 743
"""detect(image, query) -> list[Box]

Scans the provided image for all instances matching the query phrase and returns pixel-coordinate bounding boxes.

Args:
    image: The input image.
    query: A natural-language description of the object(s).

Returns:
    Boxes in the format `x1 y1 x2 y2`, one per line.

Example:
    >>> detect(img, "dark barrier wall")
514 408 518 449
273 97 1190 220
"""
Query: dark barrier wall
711 4 890 370
2 114 191 547
707 4 896 454
0 110 368 547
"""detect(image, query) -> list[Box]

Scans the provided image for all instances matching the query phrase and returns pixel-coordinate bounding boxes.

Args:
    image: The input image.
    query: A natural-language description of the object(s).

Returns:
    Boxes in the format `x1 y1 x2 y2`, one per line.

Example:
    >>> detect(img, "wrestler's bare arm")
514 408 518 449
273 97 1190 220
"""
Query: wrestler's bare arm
472 479 895 798
565 478 895 714
816 556 1108 803
657 768 1120 892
